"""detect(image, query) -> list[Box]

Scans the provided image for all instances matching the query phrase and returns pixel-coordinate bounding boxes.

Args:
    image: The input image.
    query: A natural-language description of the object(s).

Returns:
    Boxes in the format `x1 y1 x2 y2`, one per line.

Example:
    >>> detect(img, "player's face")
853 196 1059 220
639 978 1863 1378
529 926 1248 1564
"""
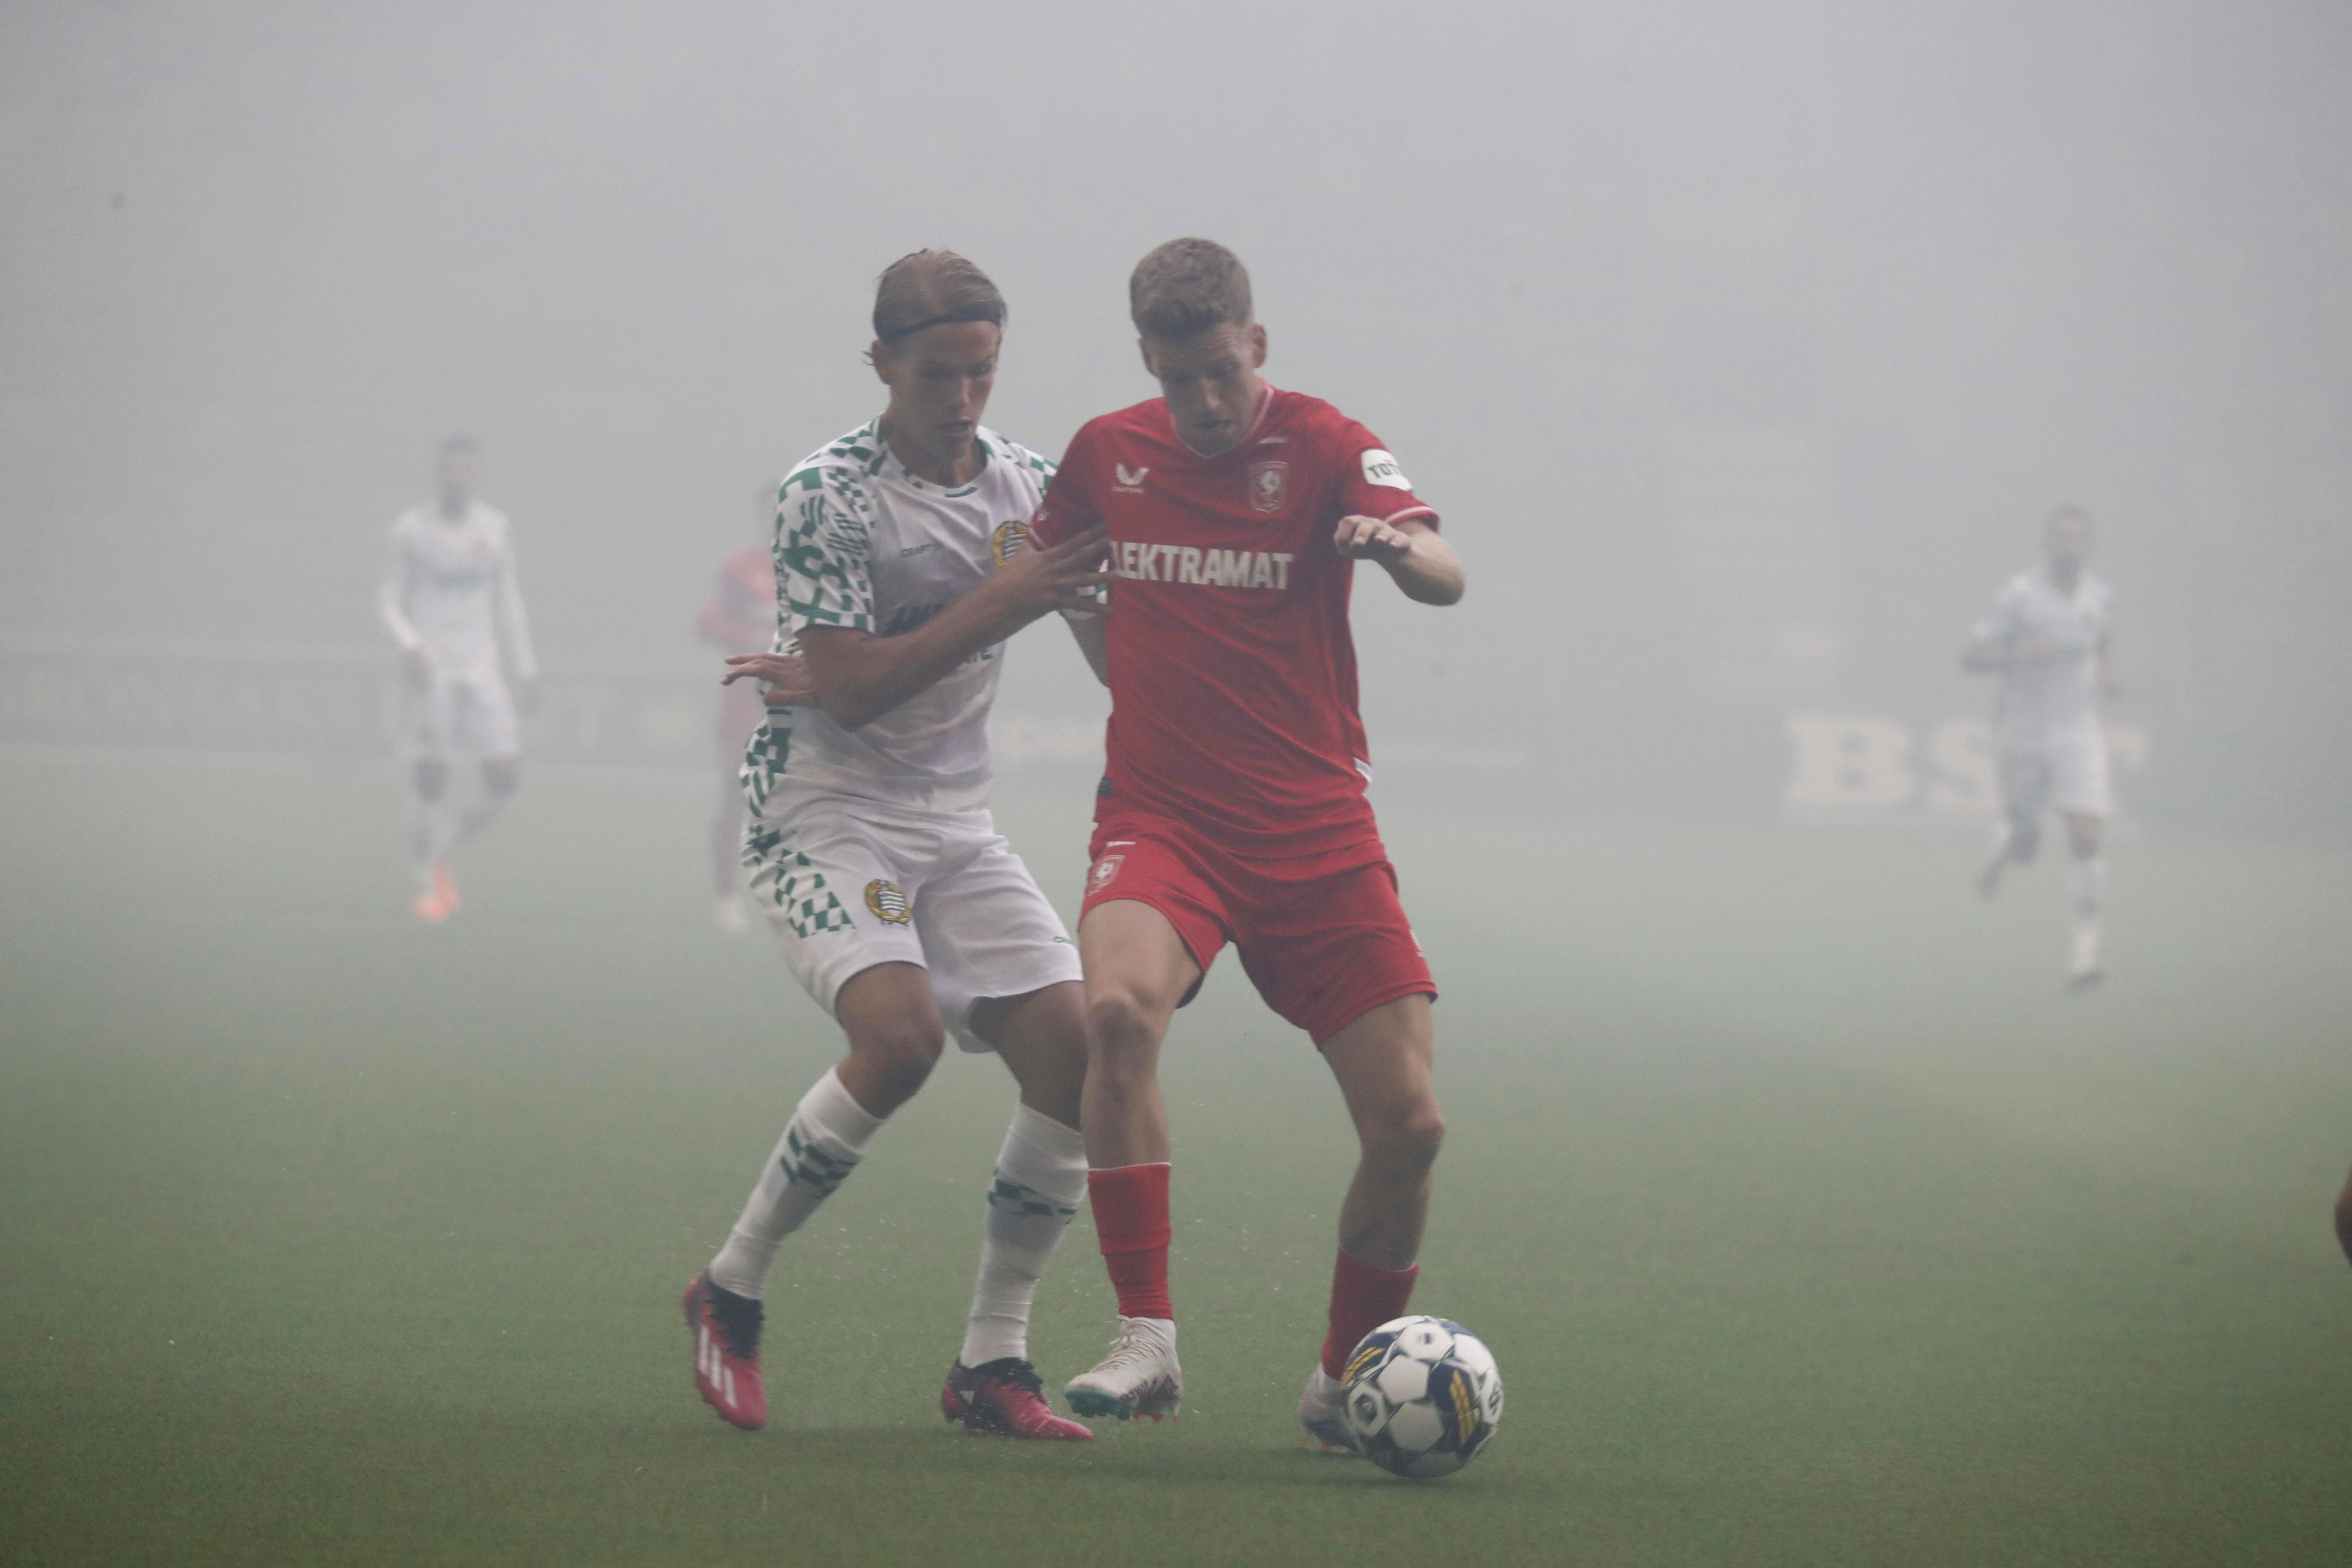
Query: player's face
2046 512 2094 572
1140 321 1267 456
437 449 479 505
873 321 999 458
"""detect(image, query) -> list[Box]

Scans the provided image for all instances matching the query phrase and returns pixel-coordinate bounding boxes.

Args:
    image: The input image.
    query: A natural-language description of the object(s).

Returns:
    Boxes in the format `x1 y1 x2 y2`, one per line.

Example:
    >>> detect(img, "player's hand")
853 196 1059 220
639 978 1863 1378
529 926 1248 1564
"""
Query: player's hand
986 525 1112 626
1333 514 1414 565
723 652 817 709
515 676 541 717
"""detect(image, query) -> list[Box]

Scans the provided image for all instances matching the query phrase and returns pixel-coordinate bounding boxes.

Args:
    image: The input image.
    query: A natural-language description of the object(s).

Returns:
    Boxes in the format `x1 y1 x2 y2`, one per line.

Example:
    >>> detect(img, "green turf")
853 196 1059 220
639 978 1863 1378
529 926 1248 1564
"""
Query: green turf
2 750 2348 1566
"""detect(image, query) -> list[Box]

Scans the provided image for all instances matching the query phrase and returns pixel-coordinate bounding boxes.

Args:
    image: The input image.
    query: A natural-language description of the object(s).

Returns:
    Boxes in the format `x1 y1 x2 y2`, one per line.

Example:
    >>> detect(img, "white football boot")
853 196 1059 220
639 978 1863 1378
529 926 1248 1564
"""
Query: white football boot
1298 1366 1355 1452
1063 1316 1182 1422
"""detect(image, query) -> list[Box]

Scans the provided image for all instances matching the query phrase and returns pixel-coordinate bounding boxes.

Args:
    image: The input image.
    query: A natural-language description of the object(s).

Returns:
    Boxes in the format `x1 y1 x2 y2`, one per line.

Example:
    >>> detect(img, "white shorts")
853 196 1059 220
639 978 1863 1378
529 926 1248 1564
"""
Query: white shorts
742 791 1082 1053
403 665 520 760
1999 726 2111 820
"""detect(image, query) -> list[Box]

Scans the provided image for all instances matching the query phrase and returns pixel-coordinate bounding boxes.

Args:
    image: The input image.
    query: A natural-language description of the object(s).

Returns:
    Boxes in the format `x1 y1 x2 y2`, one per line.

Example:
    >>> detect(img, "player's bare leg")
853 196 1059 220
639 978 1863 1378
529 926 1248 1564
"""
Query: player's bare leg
692 963 937 1429
405 758 454 920
1299 995 1444 1447
2063 810 2106 989
1978 808 2037 900
937 982 1093 1441
1065 899 1196 1421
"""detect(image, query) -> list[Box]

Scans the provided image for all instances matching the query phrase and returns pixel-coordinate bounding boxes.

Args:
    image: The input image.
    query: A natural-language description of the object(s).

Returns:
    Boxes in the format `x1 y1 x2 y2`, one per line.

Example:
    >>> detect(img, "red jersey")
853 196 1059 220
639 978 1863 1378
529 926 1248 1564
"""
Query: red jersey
699 546 777 652
1031 385 1437 859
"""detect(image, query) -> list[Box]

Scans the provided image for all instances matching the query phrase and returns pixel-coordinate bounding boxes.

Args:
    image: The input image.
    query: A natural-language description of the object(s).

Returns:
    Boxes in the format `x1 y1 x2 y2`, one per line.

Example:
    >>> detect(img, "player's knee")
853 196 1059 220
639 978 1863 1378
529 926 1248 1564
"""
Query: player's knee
1364 1102 1446 1174
2009 822 2041 862
854 1015 946 1101
483 759 520 796
1085 983 1169 1062
413 760 448 800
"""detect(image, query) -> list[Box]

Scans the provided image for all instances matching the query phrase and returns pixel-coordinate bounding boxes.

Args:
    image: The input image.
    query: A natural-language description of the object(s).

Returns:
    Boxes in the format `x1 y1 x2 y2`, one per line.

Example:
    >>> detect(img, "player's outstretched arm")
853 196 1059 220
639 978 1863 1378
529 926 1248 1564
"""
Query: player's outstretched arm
768 526 1110 731
1334 517 1464 606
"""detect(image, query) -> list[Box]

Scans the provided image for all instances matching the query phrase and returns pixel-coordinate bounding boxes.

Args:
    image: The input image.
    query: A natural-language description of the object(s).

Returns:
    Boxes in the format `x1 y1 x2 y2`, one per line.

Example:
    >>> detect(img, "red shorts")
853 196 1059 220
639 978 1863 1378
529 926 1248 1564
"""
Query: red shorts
1081 815 1435 1044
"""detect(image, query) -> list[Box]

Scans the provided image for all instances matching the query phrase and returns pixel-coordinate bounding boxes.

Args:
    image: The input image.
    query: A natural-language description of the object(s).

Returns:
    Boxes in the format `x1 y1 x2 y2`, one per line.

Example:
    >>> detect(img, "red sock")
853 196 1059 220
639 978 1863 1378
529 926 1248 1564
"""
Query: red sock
1087 1163 1174 1320
1321 1249 1419 1379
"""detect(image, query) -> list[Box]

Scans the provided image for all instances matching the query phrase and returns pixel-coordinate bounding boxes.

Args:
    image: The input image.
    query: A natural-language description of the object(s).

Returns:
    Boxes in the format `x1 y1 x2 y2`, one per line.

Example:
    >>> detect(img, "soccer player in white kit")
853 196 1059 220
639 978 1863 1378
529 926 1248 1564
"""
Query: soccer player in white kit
379 436 537 923
1962 505 2120 988
681 251 1112 1441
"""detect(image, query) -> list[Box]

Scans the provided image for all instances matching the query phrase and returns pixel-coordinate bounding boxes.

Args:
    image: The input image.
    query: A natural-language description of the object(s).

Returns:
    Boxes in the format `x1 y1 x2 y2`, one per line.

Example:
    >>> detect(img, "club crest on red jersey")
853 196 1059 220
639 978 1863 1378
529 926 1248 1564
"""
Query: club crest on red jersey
1088 854 1125 895
1247 460 1291 514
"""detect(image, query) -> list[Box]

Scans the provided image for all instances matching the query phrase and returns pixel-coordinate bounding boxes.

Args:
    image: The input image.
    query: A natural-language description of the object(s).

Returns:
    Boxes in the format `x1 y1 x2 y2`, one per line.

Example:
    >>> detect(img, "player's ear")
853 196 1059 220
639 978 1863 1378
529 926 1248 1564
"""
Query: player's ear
1246 322 1267 368
1137 336 1159 378
868 340 892 384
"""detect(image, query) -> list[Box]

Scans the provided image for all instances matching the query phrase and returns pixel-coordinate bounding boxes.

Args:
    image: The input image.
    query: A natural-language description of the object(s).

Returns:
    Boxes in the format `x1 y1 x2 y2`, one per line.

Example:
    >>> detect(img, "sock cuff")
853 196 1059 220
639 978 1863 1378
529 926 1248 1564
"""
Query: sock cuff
996 1103 1088 1201
1006 1102 1086 1164
1333 1248 1419 1291
801 1067 886 1157
1088 1163 1172 1254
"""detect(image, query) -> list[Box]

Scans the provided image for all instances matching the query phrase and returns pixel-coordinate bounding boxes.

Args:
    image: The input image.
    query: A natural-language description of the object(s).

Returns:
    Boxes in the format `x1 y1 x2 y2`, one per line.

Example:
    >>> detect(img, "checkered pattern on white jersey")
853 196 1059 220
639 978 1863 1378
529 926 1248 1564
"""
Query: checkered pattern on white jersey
746 420 1055 818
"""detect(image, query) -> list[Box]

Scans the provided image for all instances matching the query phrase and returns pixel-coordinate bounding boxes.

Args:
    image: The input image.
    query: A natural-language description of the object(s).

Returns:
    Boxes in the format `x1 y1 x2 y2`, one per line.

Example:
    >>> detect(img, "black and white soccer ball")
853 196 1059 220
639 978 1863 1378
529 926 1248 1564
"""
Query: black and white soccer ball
1339 1314 1504 1479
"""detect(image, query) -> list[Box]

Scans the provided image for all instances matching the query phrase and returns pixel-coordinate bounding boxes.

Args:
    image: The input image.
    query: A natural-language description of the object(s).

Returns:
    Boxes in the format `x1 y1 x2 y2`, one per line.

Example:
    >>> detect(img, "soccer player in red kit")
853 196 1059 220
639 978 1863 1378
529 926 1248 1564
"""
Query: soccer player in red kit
1031 239 1468 1442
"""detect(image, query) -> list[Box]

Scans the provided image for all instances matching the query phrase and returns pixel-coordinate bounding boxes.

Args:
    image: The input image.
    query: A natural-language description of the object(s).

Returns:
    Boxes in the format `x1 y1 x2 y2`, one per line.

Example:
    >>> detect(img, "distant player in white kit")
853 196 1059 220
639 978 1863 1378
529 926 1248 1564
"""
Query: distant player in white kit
379 436 537 923
1962 505 2120 987
680 251 1111 1441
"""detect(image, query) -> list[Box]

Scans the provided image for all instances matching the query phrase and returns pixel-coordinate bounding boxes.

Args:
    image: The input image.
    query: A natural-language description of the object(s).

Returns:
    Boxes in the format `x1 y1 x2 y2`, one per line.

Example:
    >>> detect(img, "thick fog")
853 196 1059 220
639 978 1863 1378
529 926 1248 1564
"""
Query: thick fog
4 0 2348 837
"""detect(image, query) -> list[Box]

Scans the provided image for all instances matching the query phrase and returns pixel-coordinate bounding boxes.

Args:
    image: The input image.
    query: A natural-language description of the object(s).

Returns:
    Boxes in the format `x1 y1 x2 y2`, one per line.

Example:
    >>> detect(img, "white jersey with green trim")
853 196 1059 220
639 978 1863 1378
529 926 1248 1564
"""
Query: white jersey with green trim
1972 567 2111 748
744 418 1055 818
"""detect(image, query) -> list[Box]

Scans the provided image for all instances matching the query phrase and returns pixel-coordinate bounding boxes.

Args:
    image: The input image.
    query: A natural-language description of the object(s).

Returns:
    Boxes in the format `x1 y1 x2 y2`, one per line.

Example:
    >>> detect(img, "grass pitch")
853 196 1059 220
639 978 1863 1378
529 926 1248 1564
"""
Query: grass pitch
2 750 2348 1566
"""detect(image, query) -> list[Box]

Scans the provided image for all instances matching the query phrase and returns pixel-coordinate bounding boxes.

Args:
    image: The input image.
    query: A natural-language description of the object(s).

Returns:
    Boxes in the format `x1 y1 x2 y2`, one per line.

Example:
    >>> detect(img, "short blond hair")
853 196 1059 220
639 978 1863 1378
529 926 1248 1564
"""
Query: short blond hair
1129 238 1252 338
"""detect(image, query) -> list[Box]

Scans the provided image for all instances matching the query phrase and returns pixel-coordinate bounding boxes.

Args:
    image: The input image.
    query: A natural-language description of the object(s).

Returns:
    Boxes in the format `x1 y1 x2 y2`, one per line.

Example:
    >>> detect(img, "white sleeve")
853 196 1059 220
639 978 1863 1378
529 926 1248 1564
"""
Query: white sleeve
1967 581 2022 652
495 521 538 682
379 520 424 655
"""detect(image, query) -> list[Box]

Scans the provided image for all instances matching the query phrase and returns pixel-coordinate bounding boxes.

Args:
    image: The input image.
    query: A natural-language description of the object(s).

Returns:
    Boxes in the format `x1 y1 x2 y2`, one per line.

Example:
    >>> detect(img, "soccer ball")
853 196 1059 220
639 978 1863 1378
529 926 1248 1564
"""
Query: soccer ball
1339 1315 1503 1478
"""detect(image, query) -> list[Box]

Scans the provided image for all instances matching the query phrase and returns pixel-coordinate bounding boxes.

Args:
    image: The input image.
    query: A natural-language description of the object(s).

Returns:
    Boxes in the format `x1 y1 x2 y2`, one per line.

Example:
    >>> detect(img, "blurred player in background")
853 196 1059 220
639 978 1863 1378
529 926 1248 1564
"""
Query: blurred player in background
379 435 537 922
1962 505 2119 988
1030 239 1468 1444
698 489 781 933
682 251 1112 1441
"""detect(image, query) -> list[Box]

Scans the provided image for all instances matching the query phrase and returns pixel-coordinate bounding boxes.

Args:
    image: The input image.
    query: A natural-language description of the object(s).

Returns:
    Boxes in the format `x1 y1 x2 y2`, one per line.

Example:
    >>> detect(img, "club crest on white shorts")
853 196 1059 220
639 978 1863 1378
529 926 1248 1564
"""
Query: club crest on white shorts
864 879 912 924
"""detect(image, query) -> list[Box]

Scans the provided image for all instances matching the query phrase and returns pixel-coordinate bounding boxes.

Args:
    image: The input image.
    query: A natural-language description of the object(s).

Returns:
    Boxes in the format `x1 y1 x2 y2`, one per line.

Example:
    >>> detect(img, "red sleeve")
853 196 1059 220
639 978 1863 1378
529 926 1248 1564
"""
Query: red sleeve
1029 423 1103 548
1329 417 1438 530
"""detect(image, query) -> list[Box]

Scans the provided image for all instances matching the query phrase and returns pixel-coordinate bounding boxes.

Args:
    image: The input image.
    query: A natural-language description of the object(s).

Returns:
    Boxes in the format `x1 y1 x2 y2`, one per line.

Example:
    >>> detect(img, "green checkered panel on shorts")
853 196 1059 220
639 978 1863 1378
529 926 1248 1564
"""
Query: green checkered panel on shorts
742 824 851 940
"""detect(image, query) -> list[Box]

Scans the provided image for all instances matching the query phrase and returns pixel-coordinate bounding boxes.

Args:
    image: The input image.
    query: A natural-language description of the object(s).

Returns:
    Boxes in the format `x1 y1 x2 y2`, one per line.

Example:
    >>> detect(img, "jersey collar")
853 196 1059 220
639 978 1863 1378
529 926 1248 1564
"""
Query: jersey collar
875 417 993 498
1171 380 1278 461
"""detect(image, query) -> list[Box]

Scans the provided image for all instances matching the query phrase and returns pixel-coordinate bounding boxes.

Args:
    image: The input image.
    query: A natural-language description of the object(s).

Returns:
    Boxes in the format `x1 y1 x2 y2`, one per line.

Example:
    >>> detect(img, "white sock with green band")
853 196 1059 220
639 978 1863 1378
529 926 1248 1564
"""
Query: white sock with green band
709 1068 885 1299
959 1103 1088 1366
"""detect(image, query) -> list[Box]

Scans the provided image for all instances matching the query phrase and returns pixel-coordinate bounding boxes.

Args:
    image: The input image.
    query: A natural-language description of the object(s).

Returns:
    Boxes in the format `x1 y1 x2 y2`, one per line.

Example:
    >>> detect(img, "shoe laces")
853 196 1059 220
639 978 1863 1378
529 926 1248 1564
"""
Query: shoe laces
1095 1324 1168 1372
965 1357 1047 1398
